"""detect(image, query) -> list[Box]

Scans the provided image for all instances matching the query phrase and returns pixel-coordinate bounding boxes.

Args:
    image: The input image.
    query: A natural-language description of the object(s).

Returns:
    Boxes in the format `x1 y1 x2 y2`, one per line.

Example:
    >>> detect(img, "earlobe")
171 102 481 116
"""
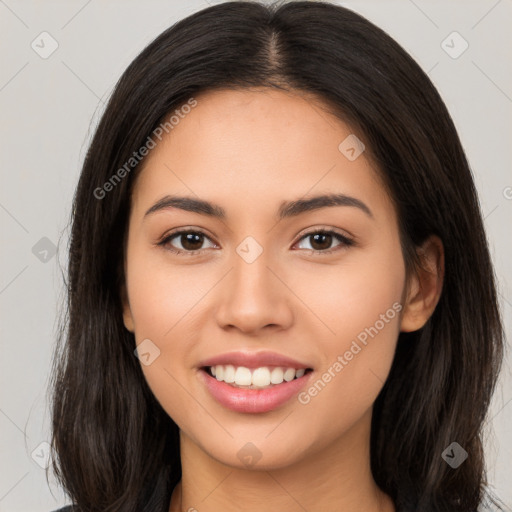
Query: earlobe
120 282 135 333
400 235 445 333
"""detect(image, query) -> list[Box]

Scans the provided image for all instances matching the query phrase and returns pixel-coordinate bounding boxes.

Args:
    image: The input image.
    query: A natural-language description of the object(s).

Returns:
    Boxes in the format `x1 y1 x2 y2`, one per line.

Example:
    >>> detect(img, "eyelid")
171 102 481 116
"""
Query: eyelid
294 225 354 244
157 227 217 255
292 226 355 253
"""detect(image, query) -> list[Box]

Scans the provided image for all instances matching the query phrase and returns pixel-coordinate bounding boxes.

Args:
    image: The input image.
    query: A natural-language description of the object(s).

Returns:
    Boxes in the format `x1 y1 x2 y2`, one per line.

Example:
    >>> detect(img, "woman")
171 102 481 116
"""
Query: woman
49 1 506 511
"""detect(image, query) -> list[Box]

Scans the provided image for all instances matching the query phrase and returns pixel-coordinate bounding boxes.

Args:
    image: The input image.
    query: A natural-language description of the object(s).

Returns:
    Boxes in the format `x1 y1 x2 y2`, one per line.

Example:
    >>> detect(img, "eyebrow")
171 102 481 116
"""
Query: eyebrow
144 193 373 220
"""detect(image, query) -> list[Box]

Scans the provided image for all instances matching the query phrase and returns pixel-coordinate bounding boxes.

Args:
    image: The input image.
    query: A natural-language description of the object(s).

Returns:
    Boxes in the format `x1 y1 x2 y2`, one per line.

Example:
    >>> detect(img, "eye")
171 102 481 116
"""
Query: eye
294 229 354 254
158 229 216 255
158 228 354 256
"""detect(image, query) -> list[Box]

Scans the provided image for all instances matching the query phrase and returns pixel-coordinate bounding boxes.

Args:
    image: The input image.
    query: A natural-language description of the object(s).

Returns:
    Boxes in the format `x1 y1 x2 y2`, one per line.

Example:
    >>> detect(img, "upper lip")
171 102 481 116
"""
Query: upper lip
198 350 313 370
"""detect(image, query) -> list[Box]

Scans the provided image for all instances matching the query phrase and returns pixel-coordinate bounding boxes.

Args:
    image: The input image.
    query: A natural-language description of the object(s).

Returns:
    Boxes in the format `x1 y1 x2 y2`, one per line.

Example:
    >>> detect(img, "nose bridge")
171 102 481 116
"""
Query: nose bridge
215 236 293 332
230 238 276 307
231 242 272 296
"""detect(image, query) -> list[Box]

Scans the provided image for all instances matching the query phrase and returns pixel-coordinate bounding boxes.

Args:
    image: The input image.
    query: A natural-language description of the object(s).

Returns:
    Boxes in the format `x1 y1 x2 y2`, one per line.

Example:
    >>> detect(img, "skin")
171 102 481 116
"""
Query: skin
121 87 444 512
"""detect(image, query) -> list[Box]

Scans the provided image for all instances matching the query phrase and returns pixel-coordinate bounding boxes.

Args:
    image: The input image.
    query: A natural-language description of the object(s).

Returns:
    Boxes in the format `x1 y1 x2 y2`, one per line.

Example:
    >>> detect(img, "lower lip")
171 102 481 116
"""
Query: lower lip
199 368 313 413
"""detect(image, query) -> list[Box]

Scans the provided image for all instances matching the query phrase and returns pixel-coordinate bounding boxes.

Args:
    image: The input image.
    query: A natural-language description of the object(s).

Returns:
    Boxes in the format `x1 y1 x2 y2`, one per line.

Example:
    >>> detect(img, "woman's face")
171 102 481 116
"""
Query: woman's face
122 87 411 469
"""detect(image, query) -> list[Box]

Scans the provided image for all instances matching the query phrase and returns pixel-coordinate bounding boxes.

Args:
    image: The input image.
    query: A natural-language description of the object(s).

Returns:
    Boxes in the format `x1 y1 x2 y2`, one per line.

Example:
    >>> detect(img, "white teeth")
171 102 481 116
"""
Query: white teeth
252 367 271 387
208 365 308 388
283 368 296 382
234 366 252 386
270 367 284 384
223 364 235 383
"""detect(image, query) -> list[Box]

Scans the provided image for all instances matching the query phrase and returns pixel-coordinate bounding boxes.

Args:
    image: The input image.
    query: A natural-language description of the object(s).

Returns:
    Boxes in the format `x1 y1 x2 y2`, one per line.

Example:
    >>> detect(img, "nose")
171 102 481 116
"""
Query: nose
214 249 294 335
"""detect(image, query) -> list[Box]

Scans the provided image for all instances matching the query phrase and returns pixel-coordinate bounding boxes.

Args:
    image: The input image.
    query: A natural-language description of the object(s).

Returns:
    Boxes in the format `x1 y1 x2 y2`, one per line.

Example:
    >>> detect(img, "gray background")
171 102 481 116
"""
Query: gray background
0 0 511 510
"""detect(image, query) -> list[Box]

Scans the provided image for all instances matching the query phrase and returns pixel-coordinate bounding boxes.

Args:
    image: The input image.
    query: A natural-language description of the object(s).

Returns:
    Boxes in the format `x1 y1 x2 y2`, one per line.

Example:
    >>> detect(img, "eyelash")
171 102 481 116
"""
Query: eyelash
157 228 355 256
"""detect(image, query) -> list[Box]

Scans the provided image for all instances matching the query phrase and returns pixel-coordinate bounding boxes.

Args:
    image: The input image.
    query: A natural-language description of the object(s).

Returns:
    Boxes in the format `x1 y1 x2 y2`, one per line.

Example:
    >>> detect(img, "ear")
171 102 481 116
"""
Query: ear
400 235 444 333
121 280 135 333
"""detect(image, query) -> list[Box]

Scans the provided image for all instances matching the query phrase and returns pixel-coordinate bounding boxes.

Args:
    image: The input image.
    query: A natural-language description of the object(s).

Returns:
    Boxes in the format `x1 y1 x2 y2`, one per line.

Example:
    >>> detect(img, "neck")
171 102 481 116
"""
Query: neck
168 408 395 512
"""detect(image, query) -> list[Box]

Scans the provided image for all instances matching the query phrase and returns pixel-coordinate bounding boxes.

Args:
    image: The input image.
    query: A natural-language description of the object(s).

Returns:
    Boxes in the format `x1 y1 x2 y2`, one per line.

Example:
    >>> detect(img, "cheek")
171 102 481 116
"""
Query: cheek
293 235 405 354
300 284 401 404
124 244 218 424
293 312 400 458
125 241 211 342
291 242 405 439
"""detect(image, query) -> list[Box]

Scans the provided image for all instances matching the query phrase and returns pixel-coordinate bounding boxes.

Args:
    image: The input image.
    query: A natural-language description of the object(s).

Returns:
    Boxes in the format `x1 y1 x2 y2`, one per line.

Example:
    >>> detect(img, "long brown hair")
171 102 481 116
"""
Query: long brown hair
49 2 505 511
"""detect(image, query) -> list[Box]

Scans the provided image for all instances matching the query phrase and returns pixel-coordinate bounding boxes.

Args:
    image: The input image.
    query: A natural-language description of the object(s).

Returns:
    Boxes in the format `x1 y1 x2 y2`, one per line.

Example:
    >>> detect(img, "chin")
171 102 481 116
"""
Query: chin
196 431 311 471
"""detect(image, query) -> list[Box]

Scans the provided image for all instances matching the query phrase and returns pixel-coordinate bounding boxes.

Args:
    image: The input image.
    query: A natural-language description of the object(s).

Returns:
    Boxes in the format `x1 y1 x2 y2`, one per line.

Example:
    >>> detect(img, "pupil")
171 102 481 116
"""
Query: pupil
311 233 331 250
182 233 203 250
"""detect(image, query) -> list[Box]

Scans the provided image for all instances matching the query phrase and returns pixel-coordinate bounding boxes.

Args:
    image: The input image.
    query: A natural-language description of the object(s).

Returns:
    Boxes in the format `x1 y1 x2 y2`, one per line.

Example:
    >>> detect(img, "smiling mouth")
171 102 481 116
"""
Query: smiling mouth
201 365 314 390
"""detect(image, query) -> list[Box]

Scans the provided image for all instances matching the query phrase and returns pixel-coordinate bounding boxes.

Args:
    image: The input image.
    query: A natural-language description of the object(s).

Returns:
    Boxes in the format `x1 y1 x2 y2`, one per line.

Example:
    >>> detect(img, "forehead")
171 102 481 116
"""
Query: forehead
130 87 395 223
